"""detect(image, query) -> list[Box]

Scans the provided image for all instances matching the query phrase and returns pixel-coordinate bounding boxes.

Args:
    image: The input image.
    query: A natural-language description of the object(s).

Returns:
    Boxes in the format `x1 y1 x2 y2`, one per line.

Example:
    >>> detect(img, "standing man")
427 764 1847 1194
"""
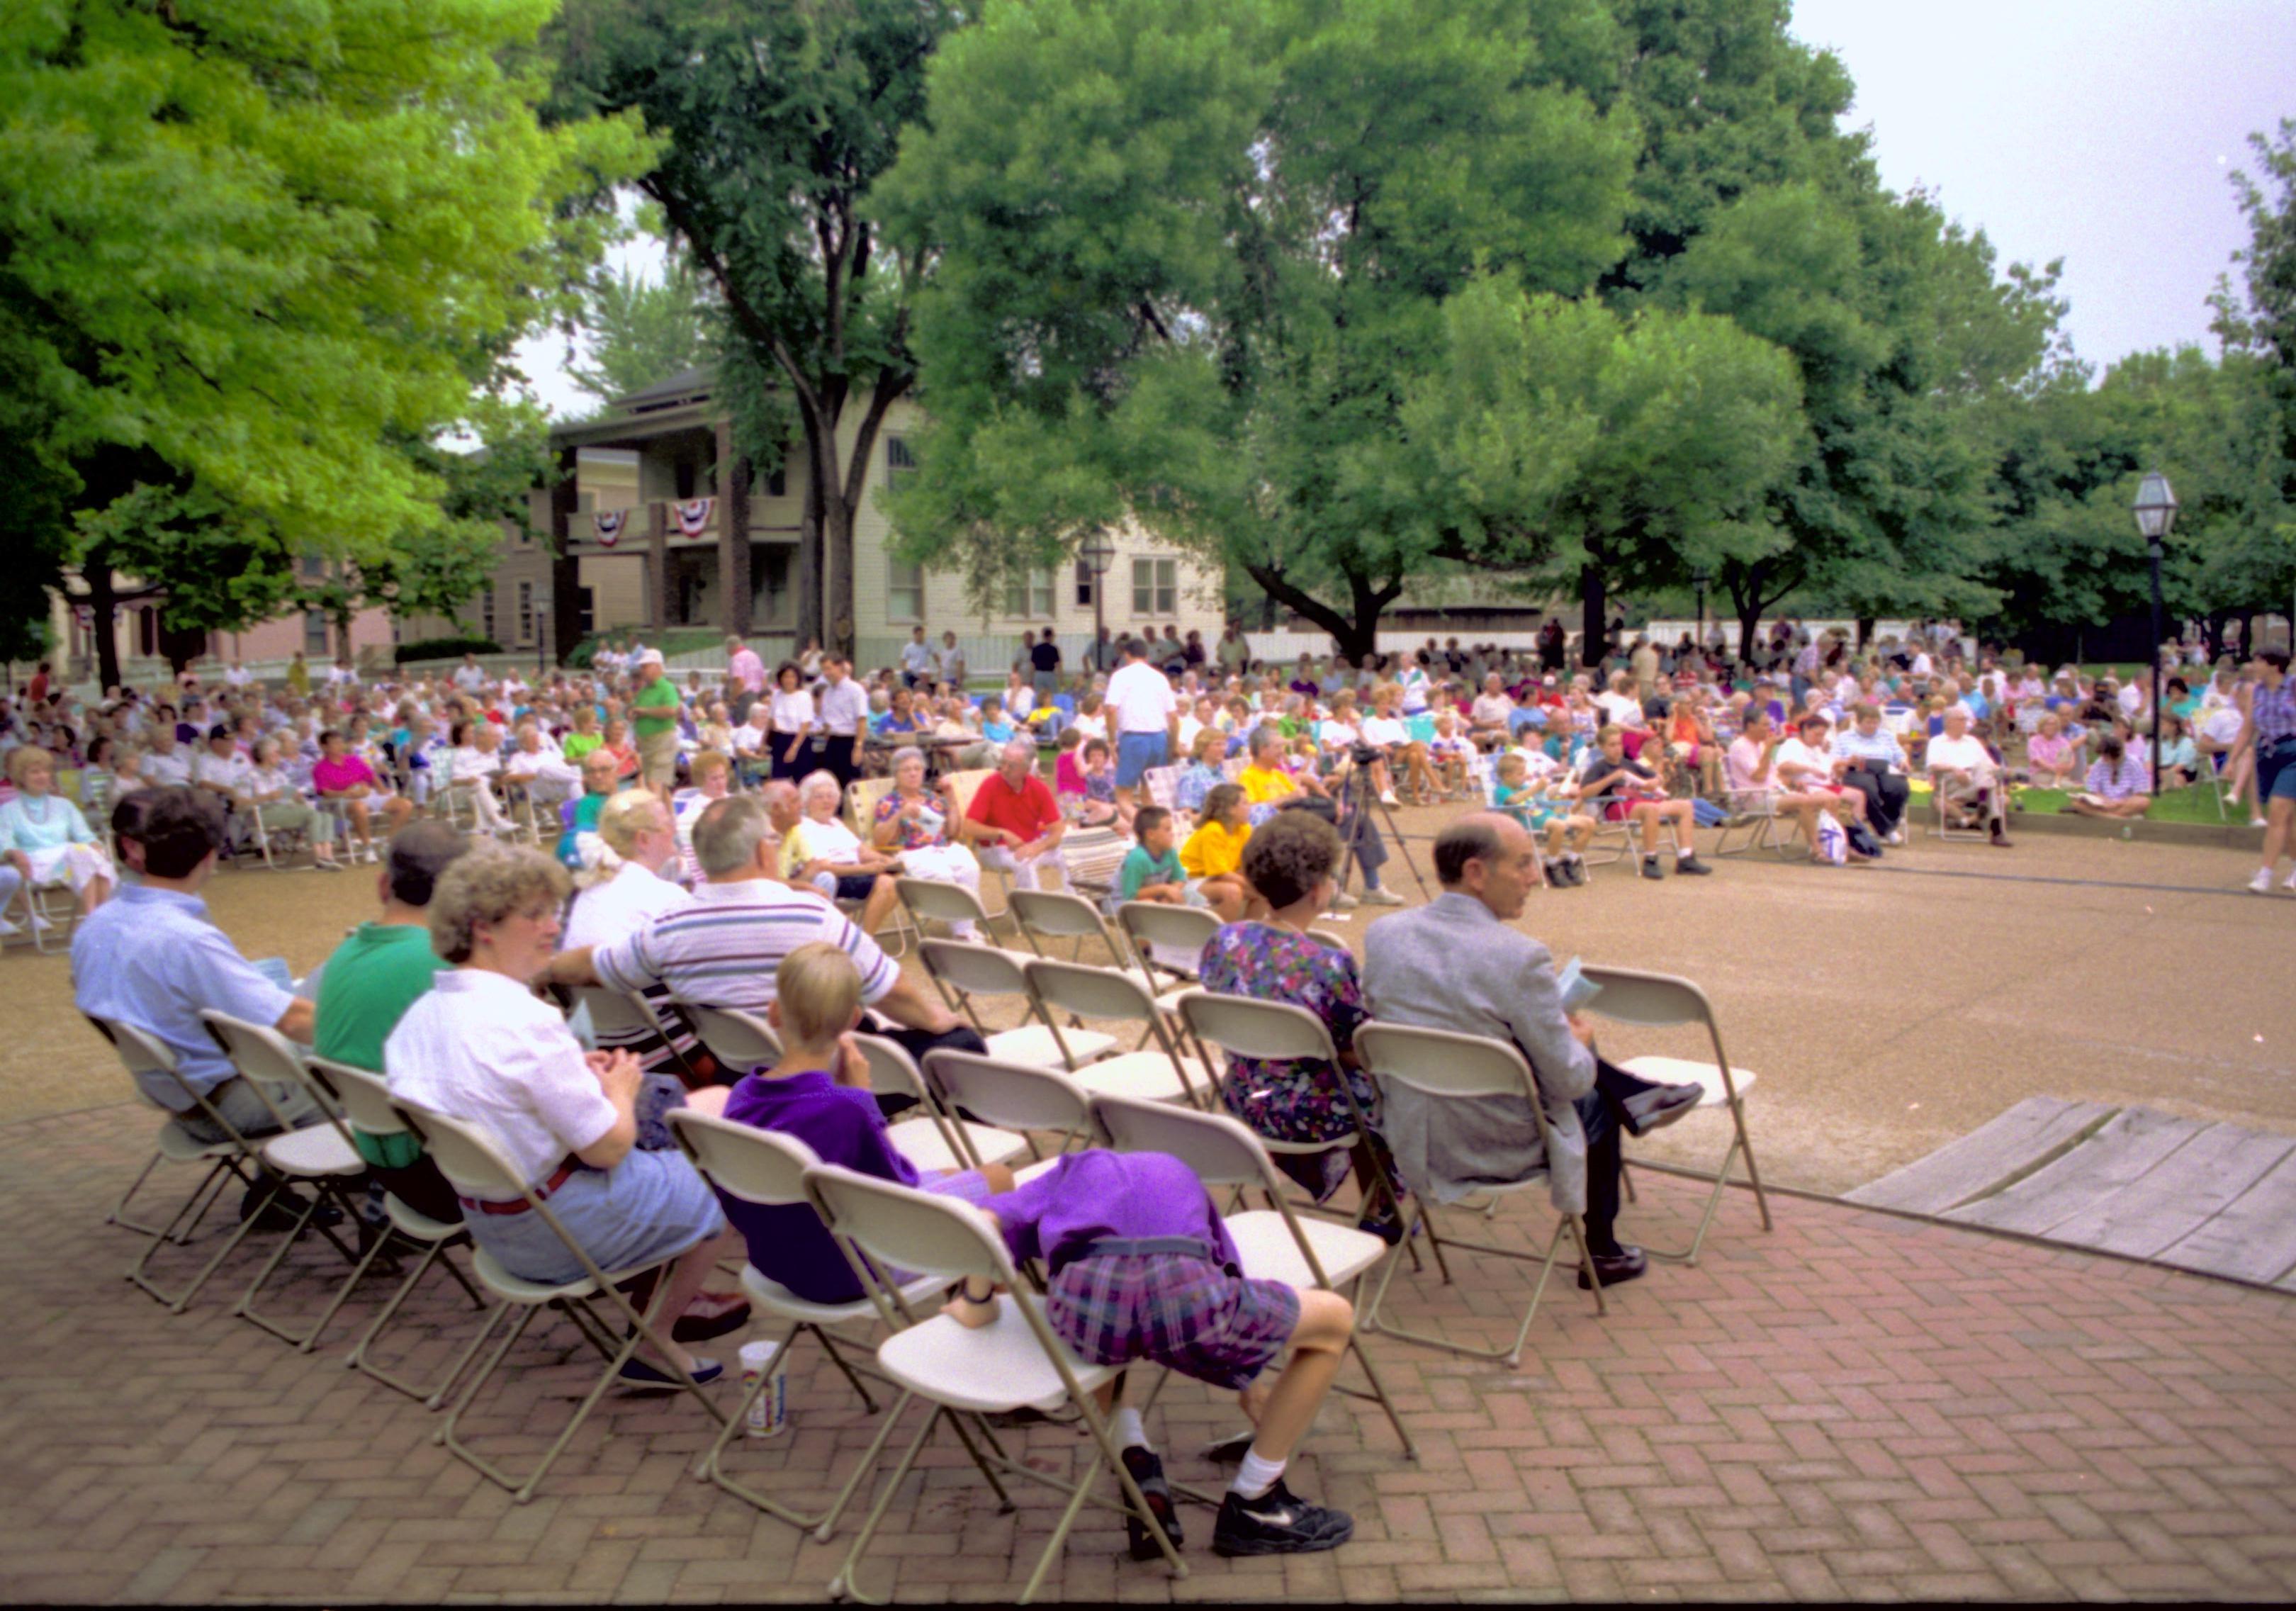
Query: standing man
900 626 934 689
1030 627 1063 705
1218 622 1253 677
453 652 488 697
727 636 766 701
1629 635 1660 700
1108 637 1181 817
814 654 869 789
933 630 967 689
1088 625 1118 676
629 648 682 803
2242 649 2296 895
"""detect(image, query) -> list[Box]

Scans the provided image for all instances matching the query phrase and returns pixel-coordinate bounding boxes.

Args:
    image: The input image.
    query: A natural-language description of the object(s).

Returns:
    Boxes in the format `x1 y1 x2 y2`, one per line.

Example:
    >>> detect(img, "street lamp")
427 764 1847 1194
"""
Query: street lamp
1080 532 1117 669
1692 566 1711 661
2132 471 2178 789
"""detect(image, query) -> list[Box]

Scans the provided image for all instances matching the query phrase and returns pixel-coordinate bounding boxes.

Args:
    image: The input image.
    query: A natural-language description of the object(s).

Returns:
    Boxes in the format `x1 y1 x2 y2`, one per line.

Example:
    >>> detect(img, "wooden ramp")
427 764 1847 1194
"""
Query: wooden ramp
1845 1097 2296 1291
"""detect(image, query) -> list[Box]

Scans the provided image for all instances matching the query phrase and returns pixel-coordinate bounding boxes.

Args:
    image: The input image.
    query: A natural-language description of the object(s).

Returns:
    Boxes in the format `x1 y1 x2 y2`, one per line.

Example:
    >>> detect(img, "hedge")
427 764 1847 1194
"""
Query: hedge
394 635 501 665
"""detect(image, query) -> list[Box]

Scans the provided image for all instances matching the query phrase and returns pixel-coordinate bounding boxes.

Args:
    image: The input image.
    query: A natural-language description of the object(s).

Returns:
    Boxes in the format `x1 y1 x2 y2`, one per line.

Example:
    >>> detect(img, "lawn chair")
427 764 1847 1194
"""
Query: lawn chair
685 1003 782 1076
1351 1022 1604 1366
801 1163 1187 1602
1709 787 1809 859
389 1099 728 1503
1090 1092 1417 1459
1577 965 1769 1264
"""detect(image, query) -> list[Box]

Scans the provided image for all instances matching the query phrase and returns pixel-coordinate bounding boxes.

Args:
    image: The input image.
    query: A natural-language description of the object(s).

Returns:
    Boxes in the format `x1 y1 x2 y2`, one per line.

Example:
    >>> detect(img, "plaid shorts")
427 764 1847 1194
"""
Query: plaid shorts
1046 1251 1301 1391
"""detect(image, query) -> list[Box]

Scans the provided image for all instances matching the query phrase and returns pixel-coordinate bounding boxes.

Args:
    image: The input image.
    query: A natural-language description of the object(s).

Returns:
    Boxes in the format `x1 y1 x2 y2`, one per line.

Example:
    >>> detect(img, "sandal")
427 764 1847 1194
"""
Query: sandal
617 1354 723 1390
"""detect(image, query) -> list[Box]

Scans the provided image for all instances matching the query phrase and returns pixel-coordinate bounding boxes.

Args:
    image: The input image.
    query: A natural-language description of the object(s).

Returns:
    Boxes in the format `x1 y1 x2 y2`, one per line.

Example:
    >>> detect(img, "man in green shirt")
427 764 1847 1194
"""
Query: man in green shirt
313 821 472 1220
630 649 683 800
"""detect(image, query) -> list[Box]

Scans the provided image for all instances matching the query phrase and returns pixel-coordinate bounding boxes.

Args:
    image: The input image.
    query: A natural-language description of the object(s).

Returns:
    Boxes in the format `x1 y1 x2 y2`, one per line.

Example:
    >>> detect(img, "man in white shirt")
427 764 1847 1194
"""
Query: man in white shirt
452 653 489 696
1105 637 1180 814
224 661 253 690
192 725 254 807
899 626 934 688
1468 673 1515 751
1926 705 2010 846
141 726 193 787
502 721 578 808
933 630 966 687
813 656 869 787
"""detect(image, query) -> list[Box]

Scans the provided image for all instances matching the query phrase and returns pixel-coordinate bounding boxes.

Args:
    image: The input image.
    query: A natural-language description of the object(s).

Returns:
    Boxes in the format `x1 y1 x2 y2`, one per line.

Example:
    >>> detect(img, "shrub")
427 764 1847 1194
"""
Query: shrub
394 635 502 665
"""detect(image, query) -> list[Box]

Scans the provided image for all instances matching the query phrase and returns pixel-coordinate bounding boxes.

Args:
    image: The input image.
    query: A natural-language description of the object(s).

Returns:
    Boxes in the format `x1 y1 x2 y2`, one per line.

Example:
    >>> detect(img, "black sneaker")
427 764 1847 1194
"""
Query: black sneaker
1674 855 1712 876
1565 858 1588 887
1545 863 1568 889
1356 1197 1406 1246
1121 1446 1183 1562
1639 857 1665 880
1212 1478 1354 1557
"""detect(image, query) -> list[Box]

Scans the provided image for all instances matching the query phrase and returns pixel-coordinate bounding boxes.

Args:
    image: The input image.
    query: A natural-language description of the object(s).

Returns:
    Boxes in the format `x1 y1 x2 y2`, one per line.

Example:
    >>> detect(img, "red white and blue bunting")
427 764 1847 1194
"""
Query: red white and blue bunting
675 498 716 537
592 509 628 547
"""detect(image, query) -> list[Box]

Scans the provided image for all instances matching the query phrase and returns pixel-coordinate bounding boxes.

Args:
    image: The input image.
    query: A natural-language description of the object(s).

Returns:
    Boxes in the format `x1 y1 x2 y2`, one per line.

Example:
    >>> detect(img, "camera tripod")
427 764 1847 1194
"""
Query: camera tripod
1333 753 1431 902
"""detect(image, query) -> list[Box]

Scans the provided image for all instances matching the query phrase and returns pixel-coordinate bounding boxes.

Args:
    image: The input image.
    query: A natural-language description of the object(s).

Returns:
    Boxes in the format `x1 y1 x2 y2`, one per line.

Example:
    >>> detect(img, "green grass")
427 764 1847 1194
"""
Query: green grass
2006 782 2236 824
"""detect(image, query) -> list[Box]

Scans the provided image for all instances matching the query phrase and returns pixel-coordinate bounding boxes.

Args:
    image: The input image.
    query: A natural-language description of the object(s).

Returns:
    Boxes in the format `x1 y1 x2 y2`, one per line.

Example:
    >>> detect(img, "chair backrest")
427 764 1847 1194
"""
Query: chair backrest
389 1096 525 1201
1023 955 1158 1027
941 768 994 821
1354 1021 1538 1103
578 986 665 1040
668 1108 821 1207
200 1009 336 1139
851 1033 928 1103
1091 1092 1269 1189
1305 928 1349 952
1142 766 1180 812
306 1055 405 1137
1010 888 1114 947
922 1049 1093 1138
1574 965 1713 1031
1177 991 1338 1064
1115 900 1218 975
845 775 896 838
920 935 1031 999
896 875 992 931
802 1162 1008 1285
85 1011 207 1117
687 1004 782 1071
1056 826 1130 891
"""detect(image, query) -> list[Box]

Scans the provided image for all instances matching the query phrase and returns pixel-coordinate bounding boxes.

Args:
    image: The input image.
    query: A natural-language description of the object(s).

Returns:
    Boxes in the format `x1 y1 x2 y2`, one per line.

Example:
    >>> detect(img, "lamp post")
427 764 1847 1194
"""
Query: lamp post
1692 566 1711 663
2132 471 2178 789
1080 532 1117 670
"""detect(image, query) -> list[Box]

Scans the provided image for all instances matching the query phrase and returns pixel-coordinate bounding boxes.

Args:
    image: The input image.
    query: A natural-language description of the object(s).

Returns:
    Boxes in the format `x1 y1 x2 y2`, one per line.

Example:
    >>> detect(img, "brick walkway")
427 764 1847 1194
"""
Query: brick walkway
5 1103 2295 1604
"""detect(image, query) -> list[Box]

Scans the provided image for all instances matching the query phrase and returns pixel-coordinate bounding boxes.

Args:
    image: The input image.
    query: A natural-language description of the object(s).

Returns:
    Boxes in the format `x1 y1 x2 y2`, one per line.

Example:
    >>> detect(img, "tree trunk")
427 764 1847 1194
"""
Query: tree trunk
719 425 752 639
1243 562 1394 662
549 449 581 666
2204 610 2226 661
824 491 856 660
1856 617 1874 653
1578 554 1607 670
86 549 122 692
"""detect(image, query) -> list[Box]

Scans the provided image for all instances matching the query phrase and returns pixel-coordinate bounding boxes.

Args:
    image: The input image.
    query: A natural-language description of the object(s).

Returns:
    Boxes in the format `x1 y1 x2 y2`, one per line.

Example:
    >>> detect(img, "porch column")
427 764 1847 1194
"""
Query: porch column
719 417 753 638
649 502 670 630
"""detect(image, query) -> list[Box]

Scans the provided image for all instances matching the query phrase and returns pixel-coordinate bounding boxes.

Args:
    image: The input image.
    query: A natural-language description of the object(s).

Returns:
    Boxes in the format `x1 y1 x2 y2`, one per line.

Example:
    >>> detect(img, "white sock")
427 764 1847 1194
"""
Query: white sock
1677 846 1696 862
1230 1447 1285 1501
1113 1407 1146 1450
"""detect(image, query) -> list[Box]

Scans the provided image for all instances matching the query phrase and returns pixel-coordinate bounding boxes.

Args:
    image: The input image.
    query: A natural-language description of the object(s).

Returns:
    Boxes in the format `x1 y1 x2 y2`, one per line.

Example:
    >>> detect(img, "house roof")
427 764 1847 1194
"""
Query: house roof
612 366 716 412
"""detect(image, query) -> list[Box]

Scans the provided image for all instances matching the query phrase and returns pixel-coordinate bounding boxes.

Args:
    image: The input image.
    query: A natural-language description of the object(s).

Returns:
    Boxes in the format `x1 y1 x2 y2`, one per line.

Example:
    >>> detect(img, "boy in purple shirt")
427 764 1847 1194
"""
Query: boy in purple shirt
948 1149 1356 1560
717 944 1011 1304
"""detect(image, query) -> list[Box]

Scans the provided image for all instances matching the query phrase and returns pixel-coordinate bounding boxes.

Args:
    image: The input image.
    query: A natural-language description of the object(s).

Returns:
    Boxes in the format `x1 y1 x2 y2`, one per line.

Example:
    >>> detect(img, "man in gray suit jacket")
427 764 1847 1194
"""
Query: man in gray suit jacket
1361 813 1701 1289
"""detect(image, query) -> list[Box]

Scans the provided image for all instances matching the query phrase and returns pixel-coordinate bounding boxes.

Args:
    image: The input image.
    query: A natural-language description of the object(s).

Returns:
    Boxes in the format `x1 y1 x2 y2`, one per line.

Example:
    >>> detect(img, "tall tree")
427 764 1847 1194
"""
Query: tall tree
564 249 716 410
0 0 645 685
879 0 1638 659
548 0 961 657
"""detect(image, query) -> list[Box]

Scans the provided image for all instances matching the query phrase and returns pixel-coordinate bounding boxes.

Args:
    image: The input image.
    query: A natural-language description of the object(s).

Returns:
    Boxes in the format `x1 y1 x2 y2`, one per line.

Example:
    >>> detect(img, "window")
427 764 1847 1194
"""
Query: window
887 559 924 622
1132 556 1177 617
480 587 496 643
1074 559 1096 609
298 553 327 580
885 434 918 491
765 466 787 498
303 610 330 656
1003 566 1055 618
517 580 535 644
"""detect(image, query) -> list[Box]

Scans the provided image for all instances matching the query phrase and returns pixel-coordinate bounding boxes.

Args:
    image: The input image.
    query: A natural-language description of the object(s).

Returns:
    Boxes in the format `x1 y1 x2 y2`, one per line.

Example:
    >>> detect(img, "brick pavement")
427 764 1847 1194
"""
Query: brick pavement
4 1101 2295 1603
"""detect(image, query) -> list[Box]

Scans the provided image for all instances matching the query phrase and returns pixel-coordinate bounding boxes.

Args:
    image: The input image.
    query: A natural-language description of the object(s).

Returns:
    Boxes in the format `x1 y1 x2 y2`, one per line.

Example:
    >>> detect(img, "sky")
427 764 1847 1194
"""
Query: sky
514 0 2296 418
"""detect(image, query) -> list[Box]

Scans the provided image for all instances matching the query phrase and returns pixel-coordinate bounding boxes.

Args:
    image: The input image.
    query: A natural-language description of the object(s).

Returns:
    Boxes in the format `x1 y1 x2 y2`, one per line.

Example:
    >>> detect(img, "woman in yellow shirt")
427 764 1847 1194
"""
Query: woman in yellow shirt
1178 783 1259 922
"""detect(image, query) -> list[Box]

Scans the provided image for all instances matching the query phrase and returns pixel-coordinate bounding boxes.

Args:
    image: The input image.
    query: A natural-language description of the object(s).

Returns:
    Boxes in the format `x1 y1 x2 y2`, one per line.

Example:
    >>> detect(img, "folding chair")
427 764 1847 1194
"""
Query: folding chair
10 868 81 953
1090 1093 1417 1459
200 1011 370 1349
578 986 705 1086
893 875 995 946
1113 899 1219 997
920 1049 1098 1180
1577 965 1769 1264
1021 957 1213 1108
305 1056 493 1408
1710 787 1809 859
86 1014 271 1311
1928 769 1993 841
389 1099 728 1502
686 1003 781 1075
1351 1022 1604 1366
1582 800 1684 871
917 938 1113 1070
668 1112 957 1538
802 1163 1187 1603
1008 887 1122 964
849 1033 1029 1177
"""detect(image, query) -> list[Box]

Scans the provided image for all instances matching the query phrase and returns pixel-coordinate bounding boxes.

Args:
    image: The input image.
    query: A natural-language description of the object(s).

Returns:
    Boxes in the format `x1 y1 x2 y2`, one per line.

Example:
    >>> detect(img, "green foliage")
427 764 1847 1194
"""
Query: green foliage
395 635 503 666
0 0 649 670
565 251 716 408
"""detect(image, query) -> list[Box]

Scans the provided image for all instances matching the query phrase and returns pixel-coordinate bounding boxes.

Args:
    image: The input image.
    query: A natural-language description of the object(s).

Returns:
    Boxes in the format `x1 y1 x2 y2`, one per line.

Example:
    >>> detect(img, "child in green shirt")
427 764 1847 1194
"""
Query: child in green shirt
1117 807 1203 908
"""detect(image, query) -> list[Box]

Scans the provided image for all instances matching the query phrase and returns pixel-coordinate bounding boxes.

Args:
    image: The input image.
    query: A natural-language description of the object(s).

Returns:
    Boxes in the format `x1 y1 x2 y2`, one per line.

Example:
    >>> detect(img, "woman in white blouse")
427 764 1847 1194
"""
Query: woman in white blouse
384 846 738 1386
766 662 816 782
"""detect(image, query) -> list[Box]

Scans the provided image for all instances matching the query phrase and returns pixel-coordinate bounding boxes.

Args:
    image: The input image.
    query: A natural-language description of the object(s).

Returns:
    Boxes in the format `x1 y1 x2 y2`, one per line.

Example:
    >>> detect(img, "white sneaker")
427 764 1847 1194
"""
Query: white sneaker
1379 792 1400 807
2249 868 2275 894
1329 890 1361 911
0 916 17 938
2252 818 2270 829
2284 868 2296 894
1886 829 1905 846
1358 887 1406 906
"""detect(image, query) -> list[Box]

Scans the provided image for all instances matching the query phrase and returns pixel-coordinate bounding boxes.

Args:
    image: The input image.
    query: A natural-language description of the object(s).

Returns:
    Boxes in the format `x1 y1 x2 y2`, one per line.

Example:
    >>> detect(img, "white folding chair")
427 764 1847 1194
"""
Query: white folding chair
389 1098 728 1502
893 875 994 945
920 1049 1096 1182
1113 900 1220 999
1008 887 1124 966
849 1033 1029 1177
802 1163 1187 1602
668 1113 957 1537
201 1011 371 1349
578 985 706 1086
1020 956 1214 1108
1351 1022 1604 1366
1090 1093 1417 1459
1710 787 1809 859
1577 965 1770 1264
305 1055 493 1408
86 1014 273 1312
918 938 1113 1071
686 1003 781 1075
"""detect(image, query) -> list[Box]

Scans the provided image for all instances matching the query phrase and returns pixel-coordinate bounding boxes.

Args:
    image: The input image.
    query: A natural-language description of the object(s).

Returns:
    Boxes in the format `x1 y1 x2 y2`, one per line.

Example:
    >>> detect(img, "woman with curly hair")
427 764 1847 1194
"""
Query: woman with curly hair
384 845 741 1387
1195 811 1400 1239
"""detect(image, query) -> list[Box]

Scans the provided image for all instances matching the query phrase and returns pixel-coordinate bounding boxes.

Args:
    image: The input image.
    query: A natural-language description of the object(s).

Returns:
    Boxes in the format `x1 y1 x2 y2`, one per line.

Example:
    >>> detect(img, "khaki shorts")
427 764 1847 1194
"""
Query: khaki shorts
638 727 680 787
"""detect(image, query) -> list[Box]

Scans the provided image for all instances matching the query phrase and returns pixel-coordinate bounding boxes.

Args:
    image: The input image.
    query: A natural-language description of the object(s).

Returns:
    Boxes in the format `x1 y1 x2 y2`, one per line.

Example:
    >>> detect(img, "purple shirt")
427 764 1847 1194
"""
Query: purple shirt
719 1069 921 1303
979 1151 1237 1274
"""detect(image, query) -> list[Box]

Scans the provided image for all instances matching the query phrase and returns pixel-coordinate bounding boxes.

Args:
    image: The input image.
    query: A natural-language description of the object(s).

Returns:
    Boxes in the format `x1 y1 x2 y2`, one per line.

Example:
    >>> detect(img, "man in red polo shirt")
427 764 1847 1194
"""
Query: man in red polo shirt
965 736 1069 892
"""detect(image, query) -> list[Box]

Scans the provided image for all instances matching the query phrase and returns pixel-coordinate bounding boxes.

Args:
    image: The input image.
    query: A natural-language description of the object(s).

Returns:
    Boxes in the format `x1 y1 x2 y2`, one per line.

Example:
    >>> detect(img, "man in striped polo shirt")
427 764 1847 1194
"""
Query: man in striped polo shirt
544 796 982 1093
